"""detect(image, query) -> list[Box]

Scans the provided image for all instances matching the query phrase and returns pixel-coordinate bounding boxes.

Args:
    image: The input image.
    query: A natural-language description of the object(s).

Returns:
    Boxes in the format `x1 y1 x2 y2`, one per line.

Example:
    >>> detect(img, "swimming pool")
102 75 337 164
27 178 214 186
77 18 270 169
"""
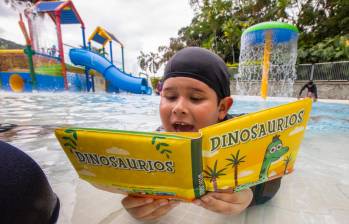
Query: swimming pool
1 93 348 224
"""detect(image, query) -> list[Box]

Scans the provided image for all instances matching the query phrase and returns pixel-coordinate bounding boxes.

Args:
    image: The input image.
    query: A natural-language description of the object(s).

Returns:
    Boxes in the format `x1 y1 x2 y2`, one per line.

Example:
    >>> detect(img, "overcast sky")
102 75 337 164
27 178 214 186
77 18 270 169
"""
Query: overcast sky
0 0 194 75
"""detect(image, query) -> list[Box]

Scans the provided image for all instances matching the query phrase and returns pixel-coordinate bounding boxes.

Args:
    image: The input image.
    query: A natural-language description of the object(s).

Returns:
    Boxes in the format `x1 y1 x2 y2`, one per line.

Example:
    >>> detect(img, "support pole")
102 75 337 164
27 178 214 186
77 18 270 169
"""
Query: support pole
121 47 125 72
109 41 113 64
261 30 272 99
19 14 36 90
310 64 314 80
91 74 95 92
24 45 36 90
25 13 36 51
55 13 68 90
81 26 86 49
85 68 91 92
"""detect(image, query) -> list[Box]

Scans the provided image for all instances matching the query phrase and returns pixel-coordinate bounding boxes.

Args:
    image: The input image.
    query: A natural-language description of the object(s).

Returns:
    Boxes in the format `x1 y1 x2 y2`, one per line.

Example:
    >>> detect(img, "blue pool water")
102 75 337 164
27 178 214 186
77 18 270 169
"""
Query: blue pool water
1 93 348 224
1 93 348 135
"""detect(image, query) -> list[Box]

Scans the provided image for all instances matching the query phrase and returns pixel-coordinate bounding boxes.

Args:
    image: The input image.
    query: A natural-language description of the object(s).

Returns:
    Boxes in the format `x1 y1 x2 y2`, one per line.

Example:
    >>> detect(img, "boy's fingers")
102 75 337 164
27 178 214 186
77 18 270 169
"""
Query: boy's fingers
121 196 154 209
141 201 180 221
199 189 252 215
124 198 170 219
199 196 242 215
207 188 252 204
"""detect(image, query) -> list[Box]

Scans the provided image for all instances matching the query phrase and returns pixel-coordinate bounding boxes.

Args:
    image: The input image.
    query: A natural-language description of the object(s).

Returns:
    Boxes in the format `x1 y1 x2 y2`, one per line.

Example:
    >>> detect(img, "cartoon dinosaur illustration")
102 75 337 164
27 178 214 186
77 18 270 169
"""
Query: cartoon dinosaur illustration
259 135 289 179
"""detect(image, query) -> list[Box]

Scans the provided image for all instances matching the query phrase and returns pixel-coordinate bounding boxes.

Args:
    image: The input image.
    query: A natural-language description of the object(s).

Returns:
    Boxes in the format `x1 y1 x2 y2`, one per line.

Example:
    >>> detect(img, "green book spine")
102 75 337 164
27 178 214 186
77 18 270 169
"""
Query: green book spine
191 138 206 198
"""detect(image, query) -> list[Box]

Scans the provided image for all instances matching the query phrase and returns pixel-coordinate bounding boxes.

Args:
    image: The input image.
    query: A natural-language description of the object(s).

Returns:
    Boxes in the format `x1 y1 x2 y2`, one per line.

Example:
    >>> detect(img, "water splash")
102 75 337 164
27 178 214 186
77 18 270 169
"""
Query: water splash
4 0 33 14
237 30 298 97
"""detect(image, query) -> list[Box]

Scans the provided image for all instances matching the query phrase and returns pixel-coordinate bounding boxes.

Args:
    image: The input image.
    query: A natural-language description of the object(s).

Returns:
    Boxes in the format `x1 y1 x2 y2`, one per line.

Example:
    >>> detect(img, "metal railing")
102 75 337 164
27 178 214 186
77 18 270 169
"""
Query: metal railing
229 61 349 81
296 61 349 81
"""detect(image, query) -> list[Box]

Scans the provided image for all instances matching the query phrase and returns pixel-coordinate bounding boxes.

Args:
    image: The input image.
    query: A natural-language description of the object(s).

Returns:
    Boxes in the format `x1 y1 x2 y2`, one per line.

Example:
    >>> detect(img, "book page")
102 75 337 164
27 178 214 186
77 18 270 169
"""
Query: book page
55 128 204 201
200 99 312 192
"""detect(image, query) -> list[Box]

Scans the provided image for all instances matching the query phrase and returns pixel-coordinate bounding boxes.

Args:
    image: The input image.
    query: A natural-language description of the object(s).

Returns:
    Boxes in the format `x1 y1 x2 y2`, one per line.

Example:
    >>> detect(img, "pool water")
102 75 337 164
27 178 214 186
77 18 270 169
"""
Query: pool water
1 93 348 224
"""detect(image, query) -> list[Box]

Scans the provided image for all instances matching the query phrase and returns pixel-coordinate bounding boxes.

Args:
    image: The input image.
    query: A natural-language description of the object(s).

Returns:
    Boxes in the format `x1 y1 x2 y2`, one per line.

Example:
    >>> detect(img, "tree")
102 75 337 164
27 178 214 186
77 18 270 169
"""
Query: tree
137 51 161 76
283 153 292 174
203 160 227 192
138 0 349 70
226 149 246 187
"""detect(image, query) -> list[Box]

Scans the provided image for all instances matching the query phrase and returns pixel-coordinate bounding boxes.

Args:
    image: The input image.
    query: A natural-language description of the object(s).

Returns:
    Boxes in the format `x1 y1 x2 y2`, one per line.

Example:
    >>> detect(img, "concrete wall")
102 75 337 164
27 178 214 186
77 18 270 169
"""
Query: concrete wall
230 80 349 100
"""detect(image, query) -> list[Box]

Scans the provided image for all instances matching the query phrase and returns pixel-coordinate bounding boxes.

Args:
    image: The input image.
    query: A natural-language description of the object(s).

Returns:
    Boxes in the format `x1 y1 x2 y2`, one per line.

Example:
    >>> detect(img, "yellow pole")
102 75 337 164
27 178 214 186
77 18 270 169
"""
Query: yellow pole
261 30 272 99
0 49 24 54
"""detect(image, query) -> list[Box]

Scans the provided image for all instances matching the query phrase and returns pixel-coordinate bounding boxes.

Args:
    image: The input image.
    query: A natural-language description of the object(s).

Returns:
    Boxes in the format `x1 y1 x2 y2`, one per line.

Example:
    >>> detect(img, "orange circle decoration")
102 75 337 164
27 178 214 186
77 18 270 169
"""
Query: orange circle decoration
9 74 25 92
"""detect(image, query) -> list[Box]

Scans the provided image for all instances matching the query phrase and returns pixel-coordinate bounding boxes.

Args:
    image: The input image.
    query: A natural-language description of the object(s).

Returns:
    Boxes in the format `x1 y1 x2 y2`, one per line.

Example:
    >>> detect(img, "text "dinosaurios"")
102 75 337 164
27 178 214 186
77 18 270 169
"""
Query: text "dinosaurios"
209 110 305 152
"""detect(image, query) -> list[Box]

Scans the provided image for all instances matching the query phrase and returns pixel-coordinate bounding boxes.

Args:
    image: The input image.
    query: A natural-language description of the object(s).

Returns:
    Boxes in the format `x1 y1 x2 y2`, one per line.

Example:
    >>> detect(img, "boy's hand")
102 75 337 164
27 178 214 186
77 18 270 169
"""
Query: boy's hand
193 188 253 215
122 196 179 221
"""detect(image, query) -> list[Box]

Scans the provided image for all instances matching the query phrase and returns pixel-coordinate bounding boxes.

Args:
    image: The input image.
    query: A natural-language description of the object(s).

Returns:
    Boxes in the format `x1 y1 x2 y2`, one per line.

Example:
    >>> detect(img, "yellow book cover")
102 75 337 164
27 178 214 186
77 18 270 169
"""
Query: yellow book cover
55 99 312 201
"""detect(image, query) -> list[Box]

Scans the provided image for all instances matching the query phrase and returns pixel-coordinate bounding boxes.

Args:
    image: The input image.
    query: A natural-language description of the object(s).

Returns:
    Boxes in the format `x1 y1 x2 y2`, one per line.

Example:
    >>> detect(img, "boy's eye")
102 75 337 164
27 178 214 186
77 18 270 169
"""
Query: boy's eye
190 95 204 102
190 97 203 102
163 94 177 101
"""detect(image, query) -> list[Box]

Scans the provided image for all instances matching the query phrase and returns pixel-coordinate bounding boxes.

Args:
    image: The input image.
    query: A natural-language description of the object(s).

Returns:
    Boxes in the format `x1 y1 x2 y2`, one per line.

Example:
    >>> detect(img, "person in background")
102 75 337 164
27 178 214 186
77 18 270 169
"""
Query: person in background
50 45 57 57
0 141 60 224
121 47 282 221
155 80 163 95
298 80 318 102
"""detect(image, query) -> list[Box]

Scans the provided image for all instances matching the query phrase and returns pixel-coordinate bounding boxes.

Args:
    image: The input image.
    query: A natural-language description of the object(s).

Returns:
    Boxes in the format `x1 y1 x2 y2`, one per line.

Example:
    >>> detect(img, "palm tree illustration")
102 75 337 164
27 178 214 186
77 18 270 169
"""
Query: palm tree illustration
226 150 246 187
203 160 227 192
283 153 293 174
151 136 172 159
62 129 78 153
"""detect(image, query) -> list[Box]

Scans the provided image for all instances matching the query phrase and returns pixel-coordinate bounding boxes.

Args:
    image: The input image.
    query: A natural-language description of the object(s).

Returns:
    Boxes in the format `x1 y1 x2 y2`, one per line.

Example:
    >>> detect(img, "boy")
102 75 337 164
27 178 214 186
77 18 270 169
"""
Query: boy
0 141 60 224
122 47 281 221
298 80 318 102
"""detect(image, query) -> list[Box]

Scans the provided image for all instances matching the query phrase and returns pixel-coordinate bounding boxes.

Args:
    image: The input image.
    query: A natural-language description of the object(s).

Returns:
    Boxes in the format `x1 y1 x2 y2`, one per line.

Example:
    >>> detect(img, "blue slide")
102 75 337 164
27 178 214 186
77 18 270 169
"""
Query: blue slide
69 48 152 94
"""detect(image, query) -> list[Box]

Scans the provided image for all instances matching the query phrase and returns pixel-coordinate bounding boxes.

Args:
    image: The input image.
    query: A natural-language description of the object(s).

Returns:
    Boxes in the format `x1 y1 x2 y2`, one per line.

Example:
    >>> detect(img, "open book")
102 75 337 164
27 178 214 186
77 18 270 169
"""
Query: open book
55 99 312 201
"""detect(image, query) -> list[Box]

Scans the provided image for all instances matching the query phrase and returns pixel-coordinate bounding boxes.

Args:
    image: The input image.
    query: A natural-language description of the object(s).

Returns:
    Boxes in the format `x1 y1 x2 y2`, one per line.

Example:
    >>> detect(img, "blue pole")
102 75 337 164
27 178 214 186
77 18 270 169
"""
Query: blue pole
109 41 113 65
121 47 125 72
91 74 95 92
81 27 86 49
88 42 91 51
85 68 90 92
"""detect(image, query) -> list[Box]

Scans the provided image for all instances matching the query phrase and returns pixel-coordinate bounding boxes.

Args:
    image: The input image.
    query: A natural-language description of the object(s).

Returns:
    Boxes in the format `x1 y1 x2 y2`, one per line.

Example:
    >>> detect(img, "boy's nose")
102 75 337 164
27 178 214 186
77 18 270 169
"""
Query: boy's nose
172 98 188 115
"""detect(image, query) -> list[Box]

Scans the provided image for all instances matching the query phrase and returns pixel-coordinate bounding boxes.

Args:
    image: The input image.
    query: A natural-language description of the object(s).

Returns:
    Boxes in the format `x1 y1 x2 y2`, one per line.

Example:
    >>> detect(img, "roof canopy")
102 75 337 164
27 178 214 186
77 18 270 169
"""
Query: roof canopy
88 26 123 47
35 1 84 26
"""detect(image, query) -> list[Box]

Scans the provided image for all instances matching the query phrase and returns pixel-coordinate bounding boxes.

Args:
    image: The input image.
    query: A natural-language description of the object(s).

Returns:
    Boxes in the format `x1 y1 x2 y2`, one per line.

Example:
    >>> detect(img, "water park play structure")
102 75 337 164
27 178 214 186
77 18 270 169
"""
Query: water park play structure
0 0 152 94
237 22 299 99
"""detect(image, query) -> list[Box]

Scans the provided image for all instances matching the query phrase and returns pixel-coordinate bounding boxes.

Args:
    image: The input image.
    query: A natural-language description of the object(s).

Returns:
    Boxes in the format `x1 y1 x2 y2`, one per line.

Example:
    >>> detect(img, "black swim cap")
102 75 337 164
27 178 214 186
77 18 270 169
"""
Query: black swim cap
0 141 60 224
163 47 230 99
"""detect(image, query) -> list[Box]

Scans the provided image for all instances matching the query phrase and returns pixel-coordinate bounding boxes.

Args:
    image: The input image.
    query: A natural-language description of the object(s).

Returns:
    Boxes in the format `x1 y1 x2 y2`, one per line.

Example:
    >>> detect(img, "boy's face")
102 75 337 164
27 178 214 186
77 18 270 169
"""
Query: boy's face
160 77 232 132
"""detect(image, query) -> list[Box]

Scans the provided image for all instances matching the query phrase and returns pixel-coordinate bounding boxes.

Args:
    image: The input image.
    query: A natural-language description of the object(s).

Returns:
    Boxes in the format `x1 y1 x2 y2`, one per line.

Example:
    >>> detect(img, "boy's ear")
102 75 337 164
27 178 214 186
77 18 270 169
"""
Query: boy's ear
218 96 233 121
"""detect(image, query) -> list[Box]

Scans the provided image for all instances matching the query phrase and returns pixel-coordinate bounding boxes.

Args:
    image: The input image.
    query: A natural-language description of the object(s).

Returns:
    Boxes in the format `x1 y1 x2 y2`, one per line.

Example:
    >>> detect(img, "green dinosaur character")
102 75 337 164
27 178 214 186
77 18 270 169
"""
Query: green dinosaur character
259 135 289 179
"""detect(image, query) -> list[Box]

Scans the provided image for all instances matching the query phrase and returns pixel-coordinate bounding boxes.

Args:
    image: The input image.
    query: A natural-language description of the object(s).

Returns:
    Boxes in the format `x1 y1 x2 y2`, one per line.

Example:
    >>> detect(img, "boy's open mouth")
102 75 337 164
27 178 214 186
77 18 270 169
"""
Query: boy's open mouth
172 122 195 132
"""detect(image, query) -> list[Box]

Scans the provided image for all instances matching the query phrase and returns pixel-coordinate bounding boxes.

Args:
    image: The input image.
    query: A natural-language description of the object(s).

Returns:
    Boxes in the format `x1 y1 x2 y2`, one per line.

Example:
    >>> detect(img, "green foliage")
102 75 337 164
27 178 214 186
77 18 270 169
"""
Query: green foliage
0 37 25 49
150 77 161 90
138 0 349 69
137 38 185 76
137 51 162 76
298 35 349 63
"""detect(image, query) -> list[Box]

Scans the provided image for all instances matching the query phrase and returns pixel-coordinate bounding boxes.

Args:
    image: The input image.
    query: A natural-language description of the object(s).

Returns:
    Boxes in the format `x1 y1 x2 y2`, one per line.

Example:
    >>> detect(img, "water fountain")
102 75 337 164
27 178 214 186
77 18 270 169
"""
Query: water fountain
237 22 299 98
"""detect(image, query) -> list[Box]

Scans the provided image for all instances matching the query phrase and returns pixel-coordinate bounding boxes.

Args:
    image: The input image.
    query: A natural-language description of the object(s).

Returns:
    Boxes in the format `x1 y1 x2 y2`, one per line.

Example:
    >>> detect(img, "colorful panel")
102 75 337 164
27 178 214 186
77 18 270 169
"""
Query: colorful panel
36 1 65 12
